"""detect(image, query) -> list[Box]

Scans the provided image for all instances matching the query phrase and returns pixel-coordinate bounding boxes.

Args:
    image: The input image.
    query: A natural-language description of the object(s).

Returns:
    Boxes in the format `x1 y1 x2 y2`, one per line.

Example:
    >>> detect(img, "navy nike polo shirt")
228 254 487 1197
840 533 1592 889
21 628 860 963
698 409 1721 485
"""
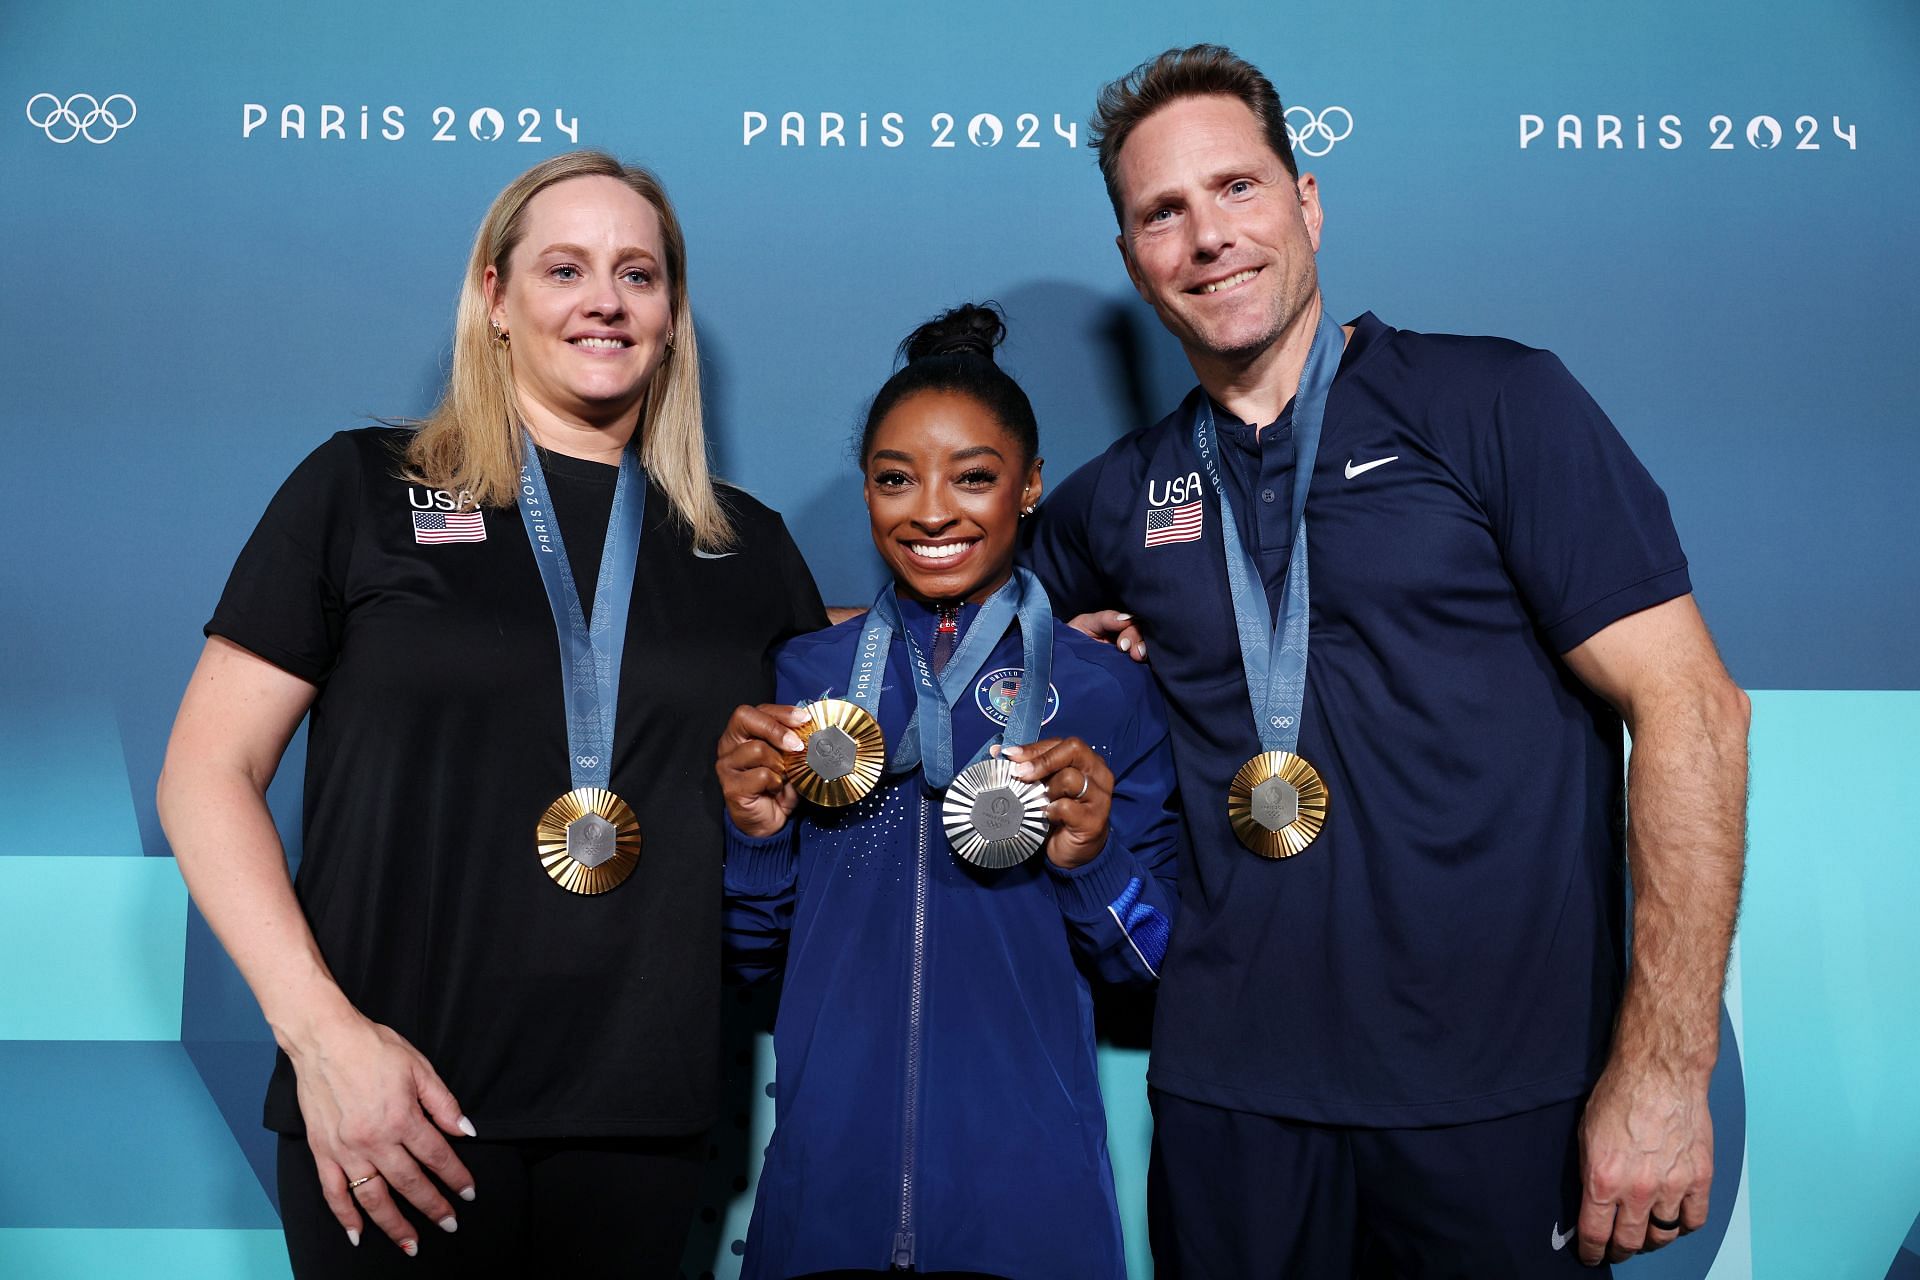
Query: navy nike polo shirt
1025 312 1690 1126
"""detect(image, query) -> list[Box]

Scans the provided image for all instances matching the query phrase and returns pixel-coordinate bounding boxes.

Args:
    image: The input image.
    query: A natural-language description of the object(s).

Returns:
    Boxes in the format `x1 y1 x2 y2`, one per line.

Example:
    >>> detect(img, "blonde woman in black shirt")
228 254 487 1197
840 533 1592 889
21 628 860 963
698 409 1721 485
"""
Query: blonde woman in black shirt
157 151 823 1276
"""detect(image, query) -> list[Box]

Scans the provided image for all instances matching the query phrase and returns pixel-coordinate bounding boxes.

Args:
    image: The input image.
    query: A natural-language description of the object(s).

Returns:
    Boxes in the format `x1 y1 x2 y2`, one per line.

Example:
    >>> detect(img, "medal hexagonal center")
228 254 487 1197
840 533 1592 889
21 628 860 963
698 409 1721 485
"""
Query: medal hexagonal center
1249 776 1299 833
805 726 858 780
565 812 619 869
969 785 1025 842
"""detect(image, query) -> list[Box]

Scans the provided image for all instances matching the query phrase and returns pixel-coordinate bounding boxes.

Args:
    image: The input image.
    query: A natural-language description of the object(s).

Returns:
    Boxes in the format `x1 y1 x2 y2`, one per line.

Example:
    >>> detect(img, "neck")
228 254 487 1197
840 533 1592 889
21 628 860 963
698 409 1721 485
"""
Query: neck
521 402 640 466
896 565 1016 612
1189 293 1345 433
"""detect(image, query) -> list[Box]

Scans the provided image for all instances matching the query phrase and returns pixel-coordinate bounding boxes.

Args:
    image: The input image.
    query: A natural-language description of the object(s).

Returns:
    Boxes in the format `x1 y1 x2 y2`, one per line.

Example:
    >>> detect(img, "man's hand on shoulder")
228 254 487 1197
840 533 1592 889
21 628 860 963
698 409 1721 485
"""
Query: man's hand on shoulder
1068 609 1149 663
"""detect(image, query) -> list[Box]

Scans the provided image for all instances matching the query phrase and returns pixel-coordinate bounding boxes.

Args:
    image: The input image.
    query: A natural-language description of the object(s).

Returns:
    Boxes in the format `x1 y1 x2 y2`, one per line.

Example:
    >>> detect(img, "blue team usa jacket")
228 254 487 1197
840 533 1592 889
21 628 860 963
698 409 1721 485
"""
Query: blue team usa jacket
724 595 1182 1279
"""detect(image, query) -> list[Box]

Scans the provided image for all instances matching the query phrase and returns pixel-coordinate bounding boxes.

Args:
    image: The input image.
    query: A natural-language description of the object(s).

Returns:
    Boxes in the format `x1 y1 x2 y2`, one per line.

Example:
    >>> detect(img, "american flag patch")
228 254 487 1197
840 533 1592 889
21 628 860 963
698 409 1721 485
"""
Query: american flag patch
1143 500 1203 548
412 510 487 544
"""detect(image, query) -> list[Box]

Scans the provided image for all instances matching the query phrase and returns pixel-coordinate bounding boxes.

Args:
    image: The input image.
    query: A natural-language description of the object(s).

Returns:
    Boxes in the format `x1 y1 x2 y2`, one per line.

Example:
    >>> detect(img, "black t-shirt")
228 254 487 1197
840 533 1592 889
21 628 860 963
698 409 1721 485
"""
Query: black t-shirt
207 427 825 1137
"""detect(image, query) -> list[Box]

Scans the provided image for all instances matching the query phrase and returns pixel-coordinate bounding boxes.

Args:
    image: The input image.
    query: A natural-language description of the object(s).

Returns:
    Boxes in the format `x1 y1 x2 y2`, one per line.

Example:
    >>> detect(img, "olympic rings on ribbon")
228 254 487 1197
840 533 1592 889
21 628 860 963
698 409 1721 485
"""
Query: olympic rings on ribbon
25 93 137 144
1284 105 1354 159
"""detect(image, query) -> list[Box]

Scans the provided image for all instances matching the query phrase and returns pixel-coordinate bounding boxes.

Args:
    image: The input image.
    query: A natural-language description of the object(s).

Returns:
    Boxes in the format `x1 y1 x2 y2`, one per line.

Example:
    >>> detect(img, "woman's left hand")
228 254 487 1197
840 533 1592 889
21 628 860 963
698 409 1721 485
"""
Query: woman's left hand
1001 737 1114 870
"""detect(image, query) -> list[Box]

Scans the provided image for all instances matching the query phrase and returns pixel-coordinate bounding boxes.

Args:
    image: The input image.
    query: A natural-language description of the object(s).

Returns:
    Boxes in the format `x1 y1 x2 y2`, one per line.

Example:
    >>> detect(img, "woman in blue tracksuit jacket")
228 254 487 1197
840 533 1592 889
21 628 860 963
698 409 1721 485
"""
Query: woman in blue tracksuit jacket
716 304 1182 1279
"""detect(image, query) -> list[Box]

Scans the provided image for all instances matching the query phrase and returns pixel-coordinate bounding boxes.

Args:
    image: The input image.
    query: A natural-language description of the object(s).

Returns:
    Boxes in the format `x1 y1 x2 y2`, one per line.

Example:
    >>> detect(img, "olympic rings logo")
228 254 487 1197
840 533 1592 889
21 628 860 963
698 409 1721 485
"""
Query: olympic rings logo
25 93 137 144
1284 105 1353 158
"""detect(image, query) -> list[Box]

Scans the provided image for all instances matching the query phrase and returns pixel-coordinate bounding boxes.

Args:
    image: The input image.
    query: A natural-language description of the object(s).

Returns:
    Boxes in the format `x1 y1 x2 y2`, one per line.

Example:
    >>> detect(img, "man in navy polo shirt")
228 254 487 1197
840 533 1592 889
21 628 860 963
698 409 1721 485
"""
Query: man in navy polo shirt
1026 45 1751 1276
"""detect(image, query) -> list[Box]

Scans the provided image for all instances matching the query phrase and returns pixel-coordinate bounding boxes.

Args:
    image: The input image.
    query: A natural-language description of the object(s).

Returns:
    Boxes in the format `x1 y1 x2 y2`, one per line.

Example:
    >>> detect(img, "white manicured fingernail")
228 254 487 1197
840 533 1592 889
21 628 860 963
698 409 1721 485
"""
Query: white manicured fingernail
784 734 804 751
438 1216 458 1234
1118 637 1131 652
347 1229 360 1248
457 1115 477 1137
1115 613 1132 620
402 1239 419 1257
459 1185 476 1202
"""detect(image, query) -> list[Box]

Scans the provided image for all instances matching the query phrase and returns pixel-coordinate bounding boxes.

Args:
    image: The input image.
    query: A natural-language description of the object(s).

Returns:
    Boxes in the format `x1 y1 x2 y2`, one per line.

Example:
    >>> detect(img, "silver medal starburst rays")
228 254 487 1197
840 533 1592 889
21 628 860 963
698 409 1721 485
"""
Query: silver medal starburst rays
942 757 1050 868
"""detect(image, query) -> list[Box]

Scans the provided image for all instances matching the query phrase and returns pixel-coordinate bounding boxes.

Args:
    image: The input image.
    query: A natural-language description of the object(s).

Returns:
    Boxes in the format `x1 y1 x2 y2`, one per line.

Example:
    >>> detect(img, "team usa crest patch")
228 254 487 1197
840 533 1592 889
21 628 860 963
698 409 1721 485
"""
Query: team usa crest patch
975 668 1061 728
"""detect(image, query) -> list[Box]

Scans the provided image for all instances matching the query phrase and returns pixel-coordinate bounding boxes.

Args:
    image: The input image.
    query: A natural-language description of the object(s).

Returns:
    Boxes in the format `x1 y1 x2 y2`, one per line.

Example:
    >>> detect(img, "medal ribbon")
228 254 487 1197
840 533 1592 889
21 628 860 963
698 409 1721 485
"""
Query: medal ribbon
515 436 646 793
845 567 1054 788
1192 309 1343 755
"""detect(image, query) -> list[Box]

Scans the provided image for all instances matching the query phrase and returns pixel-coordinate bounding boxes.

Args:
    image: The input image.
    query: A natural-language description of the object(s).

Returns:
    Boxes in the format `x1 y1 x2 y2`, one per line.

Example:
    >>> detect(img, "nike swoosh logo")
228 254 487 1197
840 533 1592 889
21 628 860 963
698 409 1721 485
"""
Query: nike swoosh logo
1344 456 1399 479
1551 1223 1575 1251
692 548 738 560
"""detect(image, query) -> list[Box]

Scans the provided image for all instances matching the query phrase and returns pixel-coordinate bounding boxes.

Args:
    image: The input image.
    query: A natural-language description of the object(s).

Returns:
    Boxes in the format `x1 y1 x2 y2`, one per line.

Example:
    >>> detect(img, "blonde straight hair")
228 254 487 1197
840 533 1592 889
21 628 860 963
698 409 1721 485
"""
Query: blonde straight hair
406 150 734 550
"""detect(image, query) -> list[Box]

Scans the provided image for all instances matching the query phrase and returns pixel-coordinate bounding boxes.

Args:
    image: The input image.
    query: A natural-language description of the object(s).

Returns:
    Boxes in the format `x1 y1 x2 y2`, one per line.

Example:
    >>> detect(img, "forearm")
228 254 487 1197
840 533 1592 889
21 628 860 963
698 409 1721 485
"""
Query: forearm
157 761 357 1054
1609 679 1750 1082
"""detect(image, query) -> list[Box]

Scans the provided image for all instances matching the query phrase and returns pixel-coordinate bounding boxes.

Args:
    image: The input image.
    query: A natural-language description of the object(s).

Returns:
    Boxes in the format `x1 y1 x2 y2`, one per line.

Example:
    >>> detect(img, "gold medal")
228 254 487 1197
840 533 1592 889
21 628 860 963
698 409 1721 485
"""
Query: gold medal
785 698 886 808
535 787 642 894
1227 751 1328 859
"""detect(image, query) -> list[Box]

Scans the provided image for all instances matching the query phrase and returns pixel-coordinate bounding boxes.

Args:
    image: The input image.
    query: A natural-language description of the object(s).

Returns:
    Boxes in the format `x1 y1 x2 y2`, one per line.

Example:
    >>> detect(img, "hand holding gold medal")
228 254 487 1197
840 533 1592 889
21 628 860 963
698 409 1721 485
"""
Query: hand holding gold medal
715 702 828 837
784 698 886 808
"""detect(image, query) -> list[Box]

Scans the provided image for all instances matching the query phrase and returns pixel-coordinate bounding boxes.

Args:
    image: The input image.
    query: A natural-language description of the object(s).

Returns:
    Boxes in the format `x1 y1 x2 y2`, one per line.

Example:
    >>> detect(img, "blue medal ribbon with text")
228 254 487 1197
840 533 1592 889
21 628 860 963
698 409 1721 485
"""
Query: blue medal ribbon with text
1191 308 1344 756
514 436 646 793
843 568 1054 789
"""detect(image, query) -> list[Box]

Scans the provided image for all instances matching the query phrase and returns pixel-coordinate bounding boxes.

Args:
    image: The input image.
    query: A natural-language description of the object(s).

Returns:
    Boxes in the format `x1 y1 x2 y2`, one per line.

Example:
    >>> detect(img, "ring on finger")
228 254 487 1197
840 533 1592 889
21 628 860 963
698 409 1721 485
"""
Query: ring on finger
348 1173 380 1192
1648 1211 1683 1232
1073 773 1090 801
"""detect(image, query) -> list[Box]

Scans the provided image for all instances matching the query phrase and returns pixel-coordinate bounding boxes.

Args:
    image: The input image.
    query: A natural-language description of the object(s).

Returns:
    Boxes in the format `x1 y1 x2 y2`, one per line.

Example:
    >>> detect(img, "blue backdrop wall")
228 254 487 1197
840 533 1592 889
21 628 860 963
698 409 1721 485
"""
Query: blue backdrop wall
3 1 1917 1276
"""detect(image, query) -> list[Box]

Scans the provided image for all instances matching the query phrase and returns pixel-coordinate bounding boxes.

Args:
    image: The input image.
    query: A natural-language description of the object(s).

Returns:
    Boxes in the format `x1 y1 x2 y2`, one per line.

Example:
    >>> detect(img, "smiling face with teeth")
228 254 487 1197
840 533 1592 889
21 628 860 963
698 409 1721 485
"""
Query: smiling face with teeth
864 389 1042 606
484 174 673 450
1113 93 1325 386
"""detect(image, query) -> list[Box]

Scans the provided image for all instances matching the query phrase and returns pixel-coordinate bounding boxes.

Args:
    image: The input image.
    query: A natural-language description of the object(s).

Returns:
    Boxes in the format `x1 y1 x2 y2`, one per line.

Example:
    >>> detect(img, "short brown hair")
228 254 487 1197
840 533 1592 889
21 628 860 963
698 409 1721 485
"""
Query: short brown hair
1091 44 1298 226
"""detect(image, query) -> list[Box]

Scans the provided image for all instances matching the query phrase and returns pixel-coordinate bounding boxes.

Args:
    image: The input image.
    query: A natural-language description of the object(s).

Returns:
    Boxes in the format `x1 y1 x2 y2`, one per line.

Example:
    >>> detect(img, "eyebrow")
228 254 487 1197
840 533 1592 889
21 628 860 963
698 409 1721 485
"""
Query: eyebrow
536 242 660 264
870 445 1006 464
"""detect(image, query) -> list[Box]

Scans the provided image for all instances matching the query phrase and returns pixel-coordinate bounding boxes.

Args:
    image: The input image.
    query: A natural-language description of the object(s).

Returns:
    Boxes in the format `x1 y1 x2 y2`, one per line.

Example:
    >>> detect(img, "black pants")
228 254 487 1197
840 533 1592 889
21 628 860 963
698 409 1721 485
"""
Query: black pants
277 1132 703 1278
1148 1090 1607 1279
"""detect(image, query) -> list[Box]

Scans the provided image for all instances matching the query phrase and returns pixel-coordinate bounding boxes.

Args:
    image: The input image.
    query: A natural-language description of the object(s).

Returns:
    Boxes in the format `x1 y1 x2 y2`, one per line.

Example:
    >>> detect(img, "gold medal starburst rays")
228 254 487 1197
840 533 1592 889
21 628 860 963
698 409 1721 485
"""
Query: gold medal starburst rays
535 787 643 894
784 698 887 808
1227 751 1330 859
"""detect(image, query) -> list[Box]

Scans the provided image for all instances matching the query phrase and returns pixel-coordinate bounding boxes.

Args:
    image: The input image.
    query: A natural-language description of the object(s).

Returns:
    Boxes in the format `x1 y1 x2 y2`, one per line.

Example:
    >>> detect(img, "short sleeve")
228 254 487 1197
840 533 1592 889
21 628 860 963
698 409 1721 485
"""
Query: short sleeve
1021 454 1112 620
204 432 363 684
771 514 829 640
1473 352 1691 653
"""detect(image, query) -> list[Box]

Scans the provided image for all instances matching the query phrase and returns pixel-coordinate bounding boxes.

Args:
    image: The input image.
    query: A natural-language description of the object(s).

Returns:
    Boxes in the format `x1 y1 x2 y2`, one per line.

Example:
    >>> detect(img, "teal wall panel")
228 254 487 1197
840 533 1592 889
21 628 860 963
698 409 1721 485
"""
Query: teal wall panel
0 858 185 1041
0 1229 290 1280
1743 692 1920 1280
0 1042 279 1229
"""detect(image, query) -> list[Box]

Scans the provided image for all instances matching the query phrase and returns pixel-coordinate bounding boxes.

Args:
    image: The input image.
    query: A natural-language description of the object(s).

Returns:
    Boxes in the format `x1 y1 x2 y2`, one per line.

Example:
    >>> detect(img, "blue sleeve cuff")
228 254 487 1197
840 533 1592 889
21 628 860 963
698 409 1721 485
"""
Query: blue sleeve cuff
723 812 799 895
1046 837 1138 921
1543 563 1693 653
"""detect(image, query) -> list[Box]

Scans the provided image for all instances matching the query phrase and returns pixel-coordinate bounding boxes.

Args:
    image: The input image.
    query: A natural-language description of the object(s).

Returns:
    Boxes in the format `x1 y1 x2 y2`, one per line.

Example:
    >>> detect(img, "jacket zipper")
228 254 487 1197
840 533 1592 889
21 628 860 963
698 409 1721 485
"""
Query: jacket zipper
892 792 931 1269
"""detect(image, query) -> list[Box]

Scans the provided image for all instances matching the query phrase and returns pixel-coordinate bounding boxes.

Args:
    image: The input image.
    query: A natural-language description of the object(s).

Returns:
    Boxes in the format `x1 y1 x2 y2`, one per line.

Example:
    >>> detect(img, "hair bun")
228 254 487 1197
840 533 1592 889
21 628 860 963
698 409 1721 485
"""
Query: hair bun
899 302 1007 365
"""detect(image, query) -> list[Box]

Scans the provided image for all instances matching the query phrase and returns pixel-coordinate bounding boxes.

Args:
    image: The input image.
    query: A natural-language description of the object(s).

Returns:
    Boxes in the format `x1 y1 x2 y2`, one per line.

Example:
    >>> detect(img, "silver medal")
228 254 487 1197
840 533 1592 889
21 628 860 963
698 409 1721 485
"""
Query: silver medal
942 757 1049 868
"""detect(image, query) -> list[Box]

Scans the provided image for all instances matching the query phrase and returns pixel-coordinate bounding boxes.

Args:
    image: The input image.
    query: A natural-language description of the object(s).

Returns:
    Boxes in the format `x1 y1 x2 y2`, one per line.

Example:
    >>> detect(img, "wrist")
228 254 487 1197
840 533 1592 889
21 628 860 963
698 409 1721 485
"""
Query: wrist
1046 832 1107 871
264 978 362 1062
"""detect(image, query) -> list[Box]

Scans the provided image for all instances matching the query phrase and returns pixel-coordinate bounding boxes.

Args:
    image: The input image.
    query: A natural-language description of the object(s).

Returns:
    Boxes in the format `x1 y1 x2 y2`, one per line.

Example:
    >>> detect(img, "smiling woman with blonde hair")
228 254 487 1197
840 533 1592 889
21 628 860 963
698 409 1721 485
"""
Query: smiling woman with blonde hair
157 150 823 1275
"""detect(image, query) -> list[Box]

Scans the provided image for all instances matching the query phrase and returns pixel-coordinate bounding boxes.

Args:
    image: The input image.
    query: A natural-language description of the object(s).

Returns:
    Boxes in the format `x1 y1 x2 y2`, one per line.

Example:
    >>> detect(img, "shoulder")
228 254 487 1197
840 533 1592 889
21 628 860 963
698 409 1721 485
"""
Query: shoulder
1048 390 1203 510
1047 619 1156 709
266 426 409 509
1360 323 1577 406
714 481 785 532
773 610 862 672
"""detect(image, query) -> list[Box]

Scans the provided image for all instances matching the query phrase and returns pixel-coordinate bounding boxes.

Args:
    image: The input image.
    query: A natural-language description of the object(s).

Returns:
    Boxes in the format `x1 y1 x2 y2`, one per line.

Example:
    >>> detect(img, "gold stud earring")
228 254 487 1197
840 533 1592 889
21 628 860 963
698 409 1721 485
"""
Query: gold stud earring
490 321 510 348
